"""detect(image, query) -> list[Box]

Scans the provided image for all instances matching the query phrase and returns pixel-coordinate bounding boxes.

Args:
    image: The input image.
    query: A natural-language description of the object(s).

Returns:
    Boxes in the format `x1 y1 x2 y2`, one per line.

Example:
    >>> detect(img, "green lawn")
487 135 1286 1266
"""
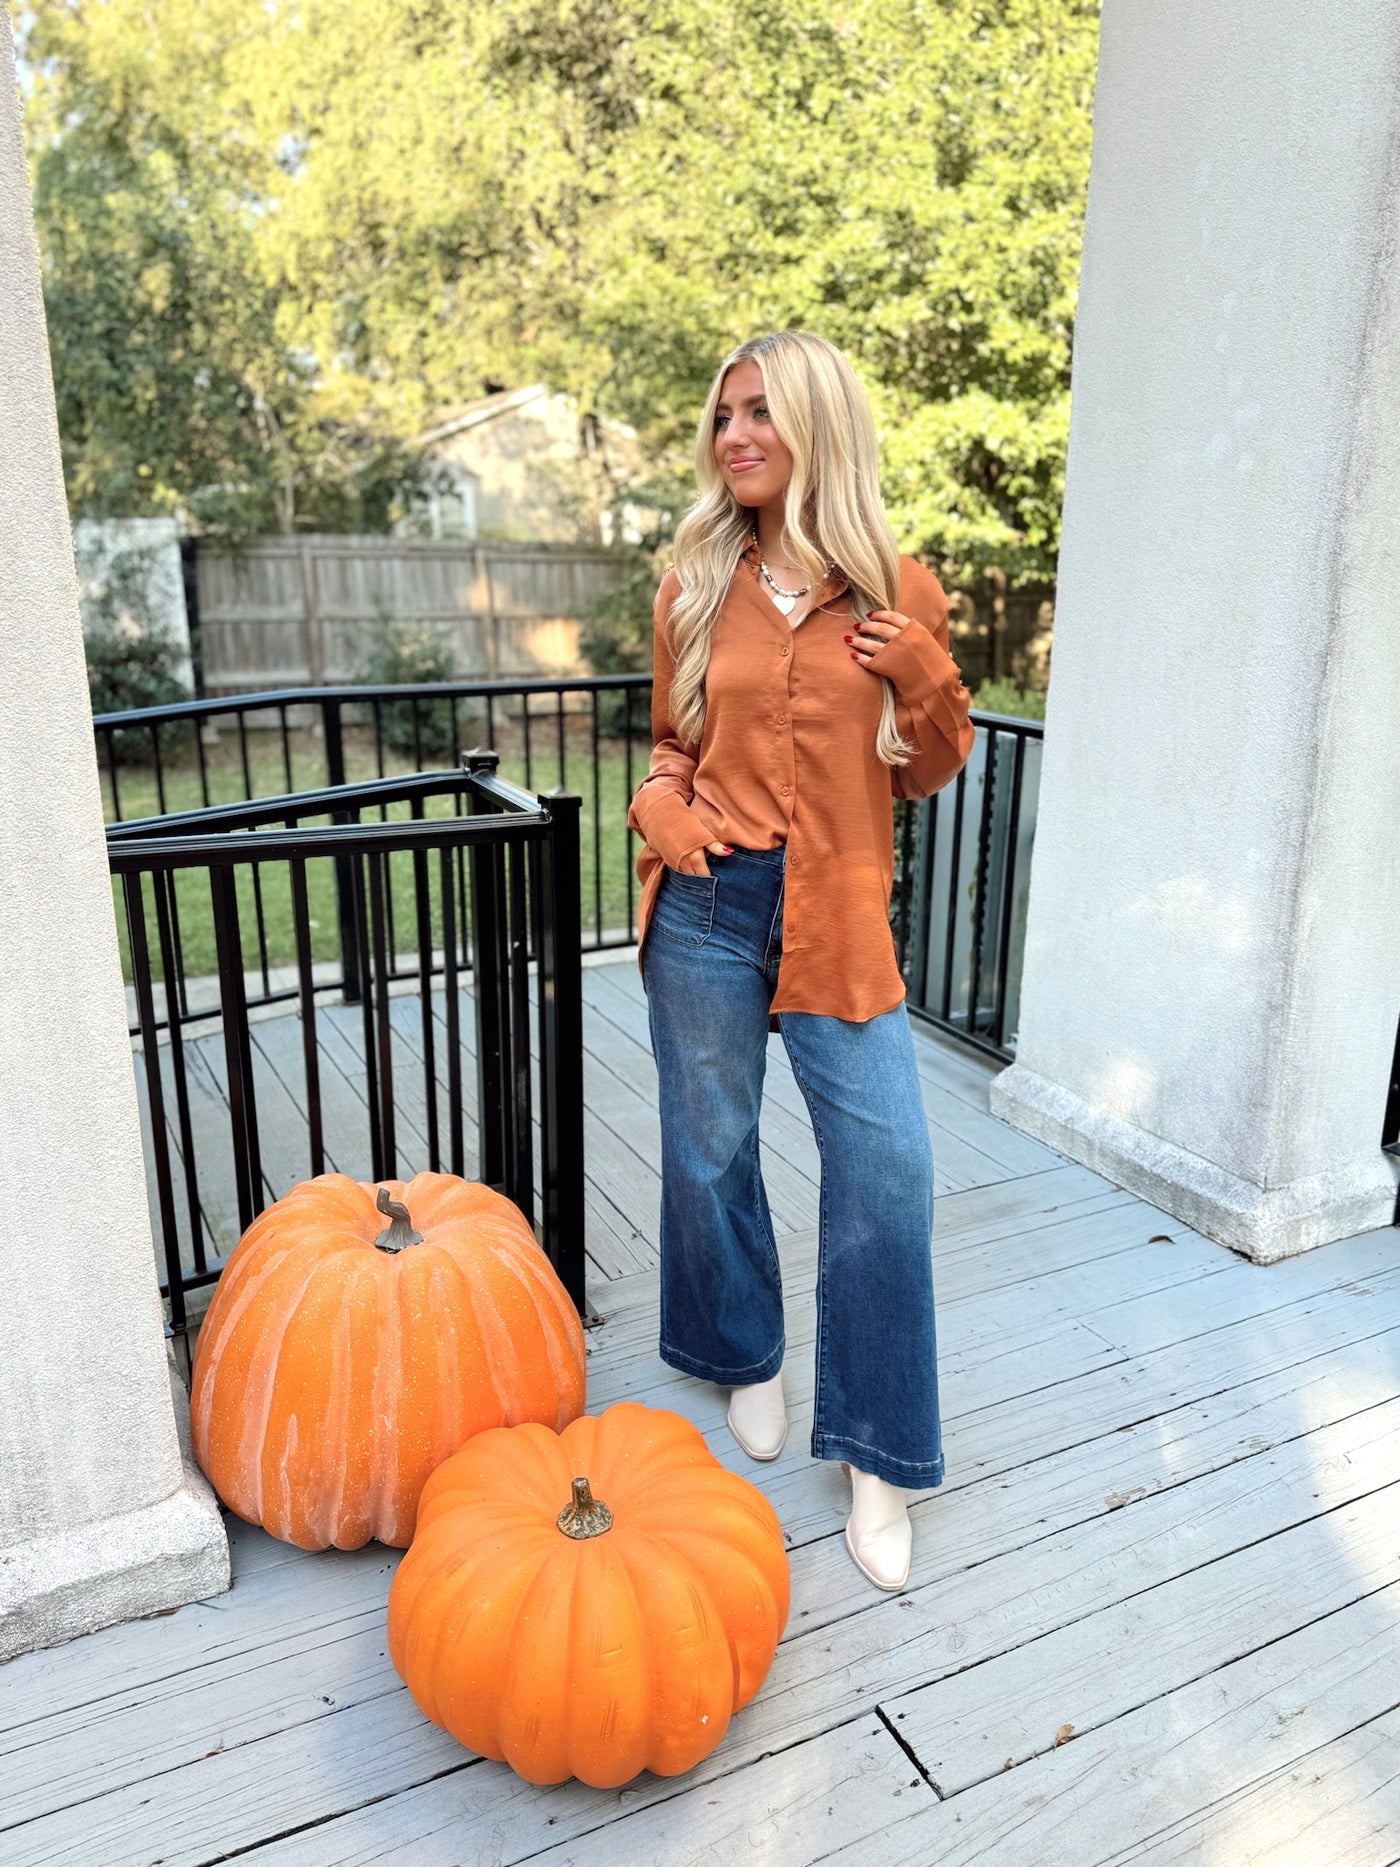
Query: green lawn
106 722 646 985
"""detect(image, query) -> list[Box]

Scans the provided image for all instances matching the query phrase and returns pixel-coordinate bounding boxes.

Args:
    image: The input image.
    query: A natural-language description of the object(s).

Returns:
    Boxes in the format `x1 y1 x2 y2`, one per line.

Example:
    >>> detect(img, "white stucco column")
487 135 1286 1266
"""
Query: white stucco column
990 0 1400 1262
0 26 228 1657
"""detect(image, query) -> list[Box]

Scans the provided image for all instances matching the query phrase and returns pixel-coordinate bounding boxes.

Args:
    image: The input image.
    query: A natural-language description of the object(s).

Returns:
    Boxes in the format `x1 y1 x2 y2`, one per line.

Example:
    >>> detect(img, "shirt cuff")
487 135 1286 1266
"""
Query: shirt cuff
631 788 719 869
863 616 966 708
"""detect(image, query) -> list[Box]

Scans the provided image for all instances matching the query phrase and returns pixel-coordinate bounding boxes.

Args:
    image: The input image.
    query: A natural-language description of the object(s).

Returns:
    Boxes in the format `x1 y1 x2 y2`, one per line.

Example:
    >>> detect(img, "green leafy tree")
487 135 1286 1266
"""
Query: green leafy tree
23 0 1099 575
24 0 423 536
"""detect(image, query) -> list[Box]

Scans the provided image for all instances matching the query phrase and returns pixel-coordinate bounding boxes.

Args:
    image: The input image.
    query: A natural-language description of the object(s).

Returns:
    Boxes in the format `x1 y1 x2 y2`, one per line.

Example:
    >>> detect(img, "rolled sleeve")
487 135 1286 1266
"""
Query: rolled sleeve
627 781 718 868
865 584 977 802
864 613 962 705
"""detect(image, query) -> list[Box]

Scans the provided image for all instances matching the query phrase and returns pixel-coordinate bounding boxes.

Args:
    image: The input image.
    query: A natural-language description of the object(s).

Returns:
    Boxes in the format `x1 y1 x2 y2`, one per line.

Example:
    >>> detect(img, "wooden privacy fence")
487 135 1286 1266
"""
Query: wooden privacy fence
190 536 626 695
947 575 1056 695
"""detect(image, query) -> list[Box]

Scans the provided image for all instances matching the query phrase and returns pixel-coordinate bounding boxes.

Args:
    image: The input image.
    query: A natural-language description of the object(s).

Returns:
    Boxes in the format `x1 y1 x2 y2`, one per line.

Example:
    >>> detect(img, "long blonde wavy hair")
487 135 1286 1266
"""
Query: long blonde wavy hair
664 329 916 767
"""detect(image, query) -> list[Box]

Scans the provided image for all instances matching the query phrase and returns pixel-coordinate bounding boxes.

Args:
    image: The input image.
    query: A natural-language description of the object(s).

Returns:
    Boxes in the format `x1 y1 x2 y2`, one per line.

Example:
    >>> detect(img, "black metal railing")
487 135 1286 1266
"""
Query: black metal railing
1383 1011 1400 1226
96 676 1044 1061
896 710 1044 1061
108 751 585 1351
94 677 652 962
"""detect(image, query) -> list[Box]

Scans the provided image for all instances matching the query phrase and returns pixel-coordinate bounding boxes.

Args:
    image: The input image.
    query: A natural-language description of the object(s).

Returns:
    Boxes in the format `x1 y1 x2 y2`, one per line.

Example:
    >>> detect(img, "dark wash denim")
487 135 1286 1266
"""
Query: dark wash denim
640 842 945 1489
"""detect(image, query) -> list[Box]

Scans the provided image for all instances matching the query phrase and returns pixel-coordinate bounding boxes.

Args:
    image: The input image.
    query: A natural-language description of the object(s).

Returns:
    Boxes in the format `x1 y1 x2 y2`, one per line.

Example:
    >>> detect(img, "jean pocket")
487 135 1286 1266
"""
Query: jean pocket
655 866 718 944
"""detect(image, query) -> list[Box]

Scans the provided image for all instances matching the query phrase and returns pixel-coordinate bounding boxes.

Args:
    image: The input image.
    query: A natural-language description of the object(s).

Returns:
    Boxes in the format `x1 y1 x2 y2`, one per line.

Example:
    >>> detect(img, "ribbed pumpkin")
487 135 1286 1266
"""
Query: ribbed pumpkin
386 1401 790 1787
190 1171 585 1550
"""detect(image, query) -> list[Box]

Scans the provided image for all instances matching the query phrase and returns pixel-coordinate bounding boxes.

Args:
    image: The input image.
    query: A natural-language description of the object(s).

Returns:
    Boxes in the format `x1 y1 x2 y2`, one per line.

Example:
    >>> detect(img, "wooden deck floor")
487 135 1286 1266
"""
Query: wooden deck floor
6 952 1400 1865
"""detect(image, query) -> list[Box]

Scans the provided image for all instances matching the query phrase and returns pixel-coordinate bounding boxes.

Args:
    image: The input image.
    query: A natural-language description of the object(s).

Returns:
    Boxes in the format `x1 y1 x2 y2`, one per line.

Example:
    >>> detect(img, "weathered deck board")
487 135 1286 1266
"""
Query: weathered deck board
820 1586 1400 1867
1123 1702 1400 1866
9 953 1398 1867
888 1476 1400 1794
243 1718 928 1867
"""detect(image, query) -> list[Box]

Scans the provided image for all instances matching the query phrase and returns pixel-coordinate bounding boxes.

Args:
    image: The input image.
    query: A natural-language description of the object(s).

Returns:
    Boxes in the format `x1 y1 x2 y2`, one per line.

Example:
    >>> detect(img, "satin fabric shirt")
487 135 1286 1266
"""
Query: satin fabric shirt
627 538 976 1026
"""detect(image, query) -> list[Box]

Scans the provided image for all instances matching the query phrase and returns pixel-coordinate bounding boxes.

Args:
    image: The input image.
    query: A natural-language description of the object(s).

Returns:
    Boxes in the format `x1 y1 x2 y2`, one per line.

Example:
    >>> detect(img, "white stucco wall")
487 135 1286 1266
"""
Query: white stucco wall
990 0 1400 1258
0 21 227 1654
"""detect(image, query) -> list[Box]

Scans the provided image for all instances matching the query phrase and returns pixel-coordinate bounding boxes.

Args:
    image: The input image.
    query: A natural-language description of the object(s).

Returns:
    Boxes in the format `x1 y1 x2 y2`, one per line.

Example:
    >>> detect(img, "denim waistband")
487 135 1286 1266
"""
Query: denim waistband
723 843 787 865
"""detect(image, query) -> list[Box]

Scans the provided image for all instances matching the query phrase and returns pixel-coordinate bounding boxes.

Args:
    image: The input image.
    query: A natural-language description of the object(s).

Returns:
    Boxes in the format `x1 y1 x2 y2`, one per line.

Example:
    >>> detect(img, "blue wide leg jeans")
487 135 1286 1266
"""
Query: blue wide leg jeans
640 843 945 1489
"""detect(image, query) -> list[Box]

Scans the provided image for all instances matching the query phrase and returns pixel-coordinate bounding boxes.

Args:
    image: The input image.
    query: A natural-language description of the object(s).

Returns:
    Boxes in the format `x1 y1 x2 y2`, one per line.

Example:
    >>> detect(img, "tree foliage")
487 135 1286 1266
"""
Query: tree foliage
22 0 1098 573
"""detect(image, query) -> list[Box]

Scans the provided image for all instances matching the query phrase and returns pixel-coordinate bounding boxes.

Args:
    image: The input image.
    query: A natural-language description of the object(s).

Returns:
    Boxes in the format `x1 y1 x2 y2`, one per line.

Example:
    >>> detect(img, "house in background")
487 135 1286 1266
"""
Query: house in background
396 383 661 546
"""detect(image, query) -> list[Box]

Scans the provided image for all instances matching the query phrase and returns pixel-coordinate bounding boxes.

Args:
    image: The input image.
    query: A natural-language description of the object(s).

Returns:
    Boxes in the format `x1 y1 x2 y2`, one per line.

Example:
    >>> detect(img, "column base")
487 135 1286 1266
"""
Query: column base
0 1365 230 1662
990 1062 1400 1264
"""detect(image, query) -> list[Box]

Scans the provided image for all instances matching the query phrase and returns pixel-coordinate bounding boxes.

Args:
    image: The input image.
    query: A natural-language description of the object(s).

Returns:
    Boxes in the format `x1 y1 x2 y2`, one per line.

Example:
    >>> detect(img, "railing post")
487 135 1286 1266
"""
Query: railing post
178 536 204 699
464 750 507 1192
122 873 187 1338
1383 1009 1400 1227
967 722 999 1042
904 795 937 1008
323 694 363 1005
538 787 586 1314
210 863 262 1232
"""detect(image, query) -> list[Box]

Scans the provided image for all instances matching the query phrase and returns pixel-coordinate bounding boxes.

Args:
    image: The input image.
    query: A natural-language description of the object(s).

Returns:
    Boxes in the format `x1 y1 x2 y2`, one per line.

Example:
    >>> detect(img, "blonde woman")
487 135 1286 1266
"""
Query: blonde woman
626 330 976 1591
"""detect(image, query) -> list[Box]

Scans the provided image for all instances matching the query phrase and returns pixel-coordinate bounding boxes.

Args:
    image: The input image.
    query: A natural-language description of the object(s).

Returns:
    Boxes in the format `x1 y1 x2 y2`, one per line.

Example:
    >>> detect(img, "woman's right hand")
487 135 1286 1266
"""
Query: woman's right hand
670 839 733 878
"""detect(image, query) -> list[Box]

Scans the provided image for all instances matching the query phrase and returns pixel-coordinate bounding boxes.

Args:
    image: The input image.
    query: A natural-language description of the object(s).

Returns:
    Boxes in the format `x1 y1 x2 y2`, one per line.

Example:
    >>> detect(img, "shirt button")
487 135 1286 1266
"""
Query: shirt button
776 713 787 725
781 785 791 796
780 645 790 657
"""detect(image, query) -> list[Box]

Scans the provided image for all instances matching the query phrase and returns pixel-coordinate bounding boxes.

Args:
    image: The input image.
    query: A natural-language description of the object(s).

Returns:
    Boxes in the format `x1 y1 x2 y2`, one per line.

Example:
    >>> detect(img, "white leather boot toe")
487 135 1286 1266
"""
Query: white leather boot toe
727 1369 788 1461
843 1462 912 1592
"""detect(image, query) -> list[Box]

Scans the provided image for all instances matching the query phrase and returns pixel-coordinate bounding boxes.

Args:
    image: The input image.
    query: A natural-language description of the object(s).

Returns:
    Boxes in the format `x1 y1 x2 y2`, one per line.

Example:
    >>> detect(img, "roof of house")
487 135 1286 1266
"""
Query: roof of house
411 384 553 449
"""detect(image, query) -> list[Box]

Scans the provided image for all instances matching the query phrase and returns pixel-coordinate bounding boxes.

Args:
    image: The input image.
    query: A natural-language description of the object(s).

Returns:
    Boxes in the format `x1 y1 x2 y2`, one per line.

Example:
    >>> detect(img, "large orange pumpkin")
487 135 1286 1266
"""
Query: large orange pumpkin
386 1401 790 1787
190 1172 585 1550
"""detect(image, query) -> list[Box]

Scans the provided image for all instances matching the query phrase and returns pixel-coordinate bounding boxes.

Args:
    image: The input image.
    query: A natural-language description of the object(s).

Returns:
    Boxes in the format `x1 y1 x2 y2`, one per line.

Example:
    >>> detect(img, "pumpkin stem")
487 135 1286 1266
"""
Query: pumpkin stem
373 1187 424 1253
556 1475 614 1540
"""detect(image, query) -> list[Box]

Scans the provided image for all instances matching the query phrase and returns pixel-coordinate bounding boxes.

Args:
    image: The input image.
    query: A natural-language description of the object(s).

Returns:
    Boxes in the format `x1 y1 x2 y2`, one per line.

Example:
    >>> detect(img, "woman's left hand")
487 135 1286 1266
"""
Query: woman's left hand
845 609 915 667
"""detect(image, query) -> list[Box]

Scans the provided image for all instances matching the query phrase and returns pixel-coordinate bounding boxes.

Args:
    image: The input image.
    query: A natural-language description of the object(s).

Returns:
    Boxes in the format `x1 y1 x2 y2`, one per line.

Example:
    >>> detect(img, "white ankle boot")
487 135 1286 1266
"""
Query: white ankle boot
727 1369 788 1461
843 1462 912 1591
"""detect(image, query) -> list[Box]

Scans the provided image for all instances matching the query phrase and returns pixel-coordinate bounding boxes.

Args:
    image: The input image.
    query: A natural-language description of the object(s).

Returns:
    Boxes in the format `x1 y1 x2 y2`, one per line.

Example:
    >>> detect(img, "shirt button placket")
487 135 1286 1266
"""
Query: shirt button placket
779 637 794 931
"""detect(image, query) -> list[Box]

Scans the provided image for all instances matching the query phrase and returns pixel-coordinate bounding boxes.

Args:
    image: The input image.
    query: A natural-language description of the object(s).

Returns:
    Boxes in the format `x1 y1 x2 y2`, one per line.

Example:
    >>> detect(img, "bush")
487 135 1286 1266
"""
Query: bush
83 539 194 764
351 615 458 762
86 625 193 765
968 675 1047 722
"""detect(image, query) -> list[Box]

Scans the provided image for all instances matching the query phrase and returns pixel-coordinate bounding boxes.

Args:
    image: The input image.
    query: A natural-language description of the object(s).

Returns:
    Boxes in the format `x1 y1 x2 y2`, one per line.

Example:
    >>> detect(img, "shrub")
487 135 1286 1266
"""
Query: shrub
86 625 192 766
84 540 195 765
351 612 458 762
969 675 1047 722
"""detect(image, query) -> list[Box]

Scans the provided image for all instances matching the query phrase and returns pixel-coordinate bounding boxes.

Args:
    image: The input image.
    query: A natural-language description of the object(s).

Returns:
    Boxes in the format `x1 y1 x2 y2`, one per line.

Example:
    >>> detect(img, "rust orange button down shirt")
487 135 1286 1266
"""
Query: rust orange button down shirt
627 539 976 1027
